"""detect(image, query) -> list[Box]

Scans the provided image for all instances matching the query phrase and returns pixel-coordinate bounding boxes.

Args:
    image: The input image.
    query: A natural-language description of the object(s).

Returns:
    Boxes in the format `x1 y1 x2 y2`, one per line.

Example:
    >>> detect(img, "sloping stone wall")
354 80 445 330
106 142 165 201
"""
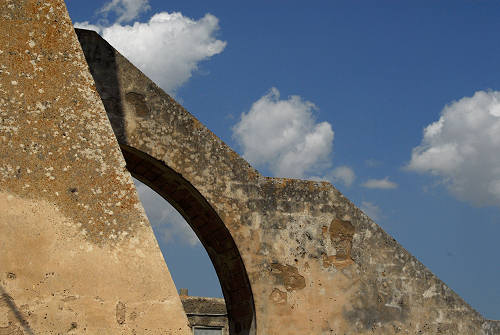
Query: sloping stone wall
77 28 500 335
0 1 190 334
0 0 498 332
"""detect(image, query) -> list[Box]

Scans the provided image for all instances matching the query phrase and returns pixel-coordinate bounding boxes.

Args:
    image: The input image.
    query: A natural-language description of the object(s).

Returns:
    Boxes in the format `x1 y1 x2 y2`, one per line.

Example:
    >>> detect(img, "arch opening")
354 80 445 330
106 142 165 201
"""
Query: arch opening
121 144 256 335
132 178 223 298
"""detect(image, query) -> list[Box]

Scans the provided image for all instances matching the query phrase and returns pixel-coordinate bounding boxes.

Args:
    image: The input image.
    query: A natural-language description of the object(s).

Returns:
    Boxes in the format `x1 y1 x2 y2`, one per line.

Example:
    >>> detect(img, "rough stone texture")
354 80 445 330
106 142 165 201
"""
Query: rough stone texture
181 296 229 334
77 28 500 335
0 1 190 334
181 296 227 316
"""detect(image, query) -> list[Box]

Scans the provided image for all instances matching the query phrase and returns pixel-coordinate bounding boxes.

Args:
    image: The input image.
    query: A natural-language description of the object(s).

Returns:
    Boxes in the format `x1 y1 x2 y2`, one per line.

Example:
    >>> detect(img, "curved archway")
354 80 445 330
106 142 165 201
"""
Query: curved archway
121 144 255 335
76 27 497 335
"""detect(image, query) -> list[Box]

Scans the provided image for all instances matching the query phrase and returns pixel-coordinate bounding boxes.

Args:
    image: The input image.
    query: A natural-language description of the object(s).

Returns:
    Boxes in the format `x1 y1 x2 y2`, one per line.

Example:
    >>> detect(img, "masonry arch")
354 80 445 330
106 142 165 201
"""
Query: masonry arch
76 27 496 335
121 144 256 335
76 28 257 335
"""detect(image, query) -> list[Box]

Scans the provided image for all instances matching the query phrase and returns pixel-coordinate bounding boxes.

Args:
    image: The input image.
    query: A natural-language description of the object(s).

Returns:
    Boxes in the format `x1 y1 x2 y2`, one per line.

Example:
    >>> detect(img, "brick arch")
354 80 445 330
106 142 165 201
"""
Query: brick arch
121 144 255 335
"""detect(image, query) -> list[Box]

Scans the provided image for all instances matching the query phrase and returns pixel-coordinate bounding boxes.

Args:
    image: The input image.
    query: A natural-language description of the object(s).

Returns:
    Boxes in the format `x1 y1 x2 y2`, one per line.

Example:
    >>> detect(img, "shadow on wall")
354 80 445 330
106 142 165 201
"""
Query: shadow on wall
122 144 256 335
0 284 35 335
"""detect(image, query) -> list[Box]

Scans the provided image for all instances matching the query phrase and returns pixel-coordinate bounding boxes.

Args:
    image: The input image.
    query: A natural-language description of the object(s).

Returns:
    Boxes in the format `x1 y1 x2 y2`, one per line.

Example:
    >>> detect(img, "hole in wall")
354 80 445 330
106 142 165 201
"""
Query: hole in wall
133 177 223 298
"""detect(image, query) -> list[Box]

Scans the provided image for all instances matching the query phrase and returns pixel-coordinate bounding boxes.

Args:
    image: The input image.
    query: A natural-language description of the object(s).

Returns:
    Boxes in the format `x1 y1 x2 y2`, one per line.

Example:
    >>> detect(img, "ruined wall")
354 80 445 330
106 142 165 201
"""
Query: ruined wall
181 295 229 334
0 1 190 334
77 29 500 335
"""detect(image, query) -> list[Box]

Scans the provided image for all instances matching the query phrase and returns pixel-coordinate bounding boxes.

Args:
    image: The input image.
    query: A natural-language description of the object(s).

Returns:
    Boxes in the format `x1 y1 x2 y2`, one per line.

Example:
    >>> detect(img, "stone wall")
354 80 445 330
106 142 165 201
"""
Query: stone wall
0 0 498 333
0 1 190 334
181 295 229 334
77 27 500 335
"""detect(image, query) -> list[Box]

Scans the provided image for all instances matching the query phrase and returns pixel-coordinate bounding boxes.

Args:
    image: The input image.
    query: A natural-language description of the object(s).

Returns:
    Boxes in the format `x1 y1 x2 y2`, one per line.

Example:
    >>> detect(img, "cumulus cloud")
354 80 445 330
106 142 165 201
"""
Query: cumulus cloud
360 201 382 221
329 166 356 187
99 0 150 23
407 90 500 207
232 87 334 178
133 178 199 246
75 12 226 94
362 177 398 189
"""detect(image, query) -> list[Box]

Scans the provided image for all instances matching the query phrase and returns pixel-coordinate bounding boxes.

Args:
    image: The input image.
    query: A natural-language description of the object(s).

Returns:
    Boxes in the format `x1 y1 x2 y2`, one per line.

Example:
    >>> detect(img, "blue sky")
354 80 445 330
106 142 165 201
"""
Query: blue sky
67 0 500 319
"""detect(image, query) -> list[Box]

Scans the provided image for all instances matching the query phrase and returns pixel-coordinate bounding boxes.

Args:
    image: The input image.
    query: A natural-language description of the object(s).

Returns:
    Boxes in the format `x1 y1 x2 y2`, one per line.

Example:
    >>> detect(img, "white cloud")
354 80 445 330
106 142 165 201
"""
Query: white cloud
362 177 398 189
329 166 356 187
75 12 226 94
360 201 381 221
407 90 500 207
232 87 334 178
99 0 151 23
133 178 199 246
74 21 103 32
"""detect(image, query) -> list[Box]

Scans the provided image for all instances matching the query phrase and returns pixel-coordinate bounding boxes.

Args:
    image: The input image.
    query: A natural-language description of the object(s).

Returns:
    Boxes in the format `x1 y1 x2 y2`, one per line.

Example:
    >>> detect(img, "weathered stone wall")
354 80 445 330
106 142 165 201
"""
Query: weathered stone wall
77 28 500 335
0 1 190 334
181 295 229 334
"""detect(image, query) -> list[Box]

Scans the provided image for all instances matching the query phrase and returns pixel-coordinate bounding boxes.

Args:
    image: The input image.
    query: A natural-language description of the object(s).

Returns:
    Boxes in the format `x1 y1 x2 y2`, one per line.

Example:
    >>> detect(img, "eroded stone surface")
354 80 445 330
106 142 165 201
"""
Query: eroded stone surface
77 28 500 335
181 296 229 334
0 1 190 334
